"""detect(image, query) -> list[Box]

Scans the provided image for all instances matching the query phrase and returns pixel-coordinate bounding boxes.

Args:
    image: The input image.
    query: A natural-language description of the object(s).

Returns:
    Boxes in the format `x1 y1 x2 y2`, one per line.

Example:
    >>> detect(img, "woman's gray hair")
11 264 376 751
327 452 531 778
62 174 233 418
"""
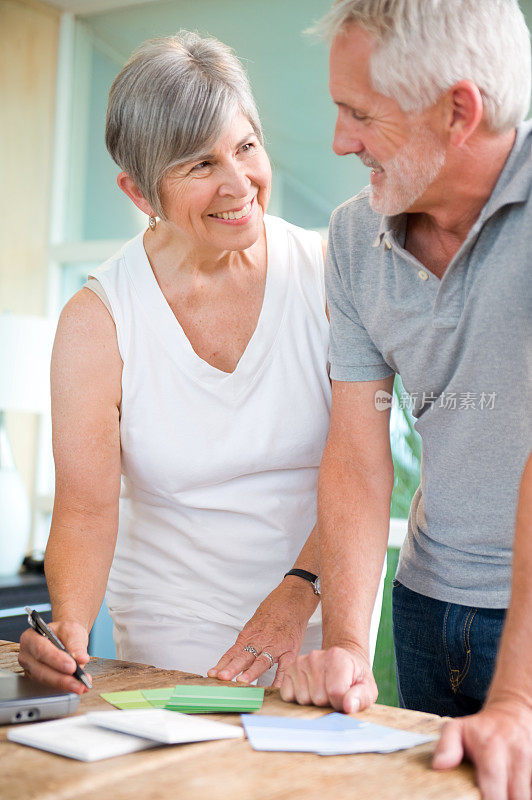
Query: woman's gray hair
106 31 263 217
310 0 531 133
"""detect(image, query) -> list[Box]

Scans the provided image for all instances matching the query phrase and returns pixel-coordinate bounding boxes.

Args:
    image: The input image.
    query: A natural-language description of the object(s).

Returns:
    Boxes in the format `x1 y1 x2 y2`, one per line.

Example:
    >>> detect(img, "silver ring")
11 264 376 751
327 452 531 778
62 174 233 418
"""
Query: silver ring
259 651 275 668
243 645 259 658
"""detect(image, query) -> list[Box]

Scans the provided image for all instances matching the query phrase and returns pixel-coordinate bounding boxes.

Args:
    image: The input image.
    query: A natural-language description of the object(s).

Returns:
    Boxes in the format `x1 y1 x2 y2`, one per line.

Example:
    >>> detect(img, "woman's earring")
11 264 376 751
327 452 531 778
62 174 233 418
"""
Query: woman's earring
148 216 157 231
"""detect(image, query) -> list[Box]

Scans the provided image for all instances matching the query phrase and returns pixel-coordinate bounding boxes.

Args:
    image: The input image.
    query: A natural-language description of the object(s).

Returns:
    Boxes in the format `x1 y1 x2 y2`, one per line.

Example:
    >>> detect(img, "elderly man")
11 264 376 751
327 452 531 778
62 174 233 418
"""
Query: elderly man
281 0 531 796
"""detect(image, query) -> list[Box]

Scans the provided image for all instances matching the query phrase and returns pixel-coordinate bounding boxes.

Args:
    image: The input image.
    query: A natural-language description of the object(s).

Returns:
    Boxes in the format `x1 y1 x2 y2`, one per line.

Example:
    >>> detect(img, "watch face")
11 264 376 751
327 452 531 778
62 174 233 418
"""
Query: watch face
313 576 321 596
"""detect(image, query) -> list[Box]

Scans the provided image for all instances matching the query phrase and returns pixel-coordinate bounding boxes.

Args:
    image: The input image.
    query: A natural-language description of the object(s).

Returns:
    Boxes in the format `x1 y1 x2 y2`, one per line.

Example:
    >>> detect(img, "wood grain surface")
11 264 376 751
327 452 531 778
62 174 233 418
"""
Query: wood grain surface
0 640 479 800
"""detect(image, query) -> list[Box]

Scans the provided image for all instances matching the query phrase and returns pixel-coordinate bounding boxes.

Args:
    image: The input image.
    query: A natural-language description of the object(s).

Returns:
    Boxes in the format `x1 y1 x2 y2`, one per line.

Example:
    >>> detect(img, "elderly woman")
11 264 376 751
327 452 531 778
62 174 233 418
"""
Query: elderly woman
19 31 383 691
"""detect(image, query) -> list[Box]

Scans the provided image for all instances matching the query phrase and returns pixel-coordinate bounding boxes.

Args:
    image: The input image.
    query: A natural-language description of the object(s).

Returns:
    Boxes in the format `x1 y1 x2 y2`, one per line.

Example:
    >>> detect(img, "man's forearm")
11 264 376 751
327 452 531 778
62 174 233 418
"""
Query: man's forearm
281 524 320 617
319 446 393 655
487 455 532 708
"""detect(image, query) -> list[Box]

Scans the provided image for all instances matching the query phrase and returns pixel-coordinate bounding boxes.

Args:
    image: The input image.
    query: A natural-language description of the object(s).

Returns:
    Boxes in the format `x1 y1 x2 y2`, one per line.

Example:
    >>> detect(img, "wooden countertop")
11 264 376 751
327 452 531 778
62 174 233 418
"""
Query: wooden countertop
0 640 478 800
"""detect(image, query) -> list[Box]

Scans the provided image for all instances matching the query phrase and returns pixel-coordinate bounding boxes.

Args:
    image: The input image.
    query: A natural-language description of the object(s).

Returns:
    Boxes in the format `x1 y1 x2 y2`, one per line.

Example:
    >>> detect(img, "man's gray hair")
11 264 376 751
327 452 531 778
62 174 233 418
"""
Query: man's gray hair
106 31 263 217
311 0 531 133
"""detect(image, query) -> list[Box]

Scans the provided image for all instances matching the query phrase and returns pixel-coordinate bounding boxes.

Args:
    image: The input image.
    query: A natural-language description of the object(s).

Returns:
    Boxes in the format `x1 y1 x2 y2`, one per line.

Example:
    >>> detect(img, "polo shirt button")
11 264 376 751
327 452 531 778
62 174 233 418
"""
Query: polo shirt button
418 269 429 281
385 239 392 250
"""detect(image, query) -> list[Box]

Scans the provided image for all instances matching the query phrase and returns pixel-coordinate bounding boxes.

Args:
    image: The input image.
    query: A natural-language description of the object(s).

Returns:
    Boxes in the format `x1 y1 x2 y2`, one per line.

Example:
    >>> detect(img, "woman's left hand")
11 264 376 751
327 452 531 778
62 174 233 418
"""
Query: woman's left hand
207 580 319 687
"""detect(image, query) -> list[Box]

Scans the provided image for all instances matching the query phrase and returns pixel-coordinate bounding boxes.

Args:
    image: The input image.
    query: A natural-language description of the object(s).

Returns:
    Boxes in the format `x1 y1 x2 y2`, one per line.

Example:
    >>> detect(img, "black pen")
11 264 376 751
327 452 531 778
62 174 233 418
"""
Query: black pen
25 606 92 689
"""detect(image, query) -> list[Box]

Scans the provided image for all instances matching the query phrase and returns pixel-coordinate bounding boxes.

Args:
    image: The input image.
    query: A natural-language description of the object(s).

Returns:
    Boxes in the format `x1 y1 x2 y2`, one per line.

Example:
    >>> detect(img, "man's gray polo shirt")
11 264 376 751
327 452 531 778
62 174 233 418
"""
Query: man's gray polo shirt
326 119 532 608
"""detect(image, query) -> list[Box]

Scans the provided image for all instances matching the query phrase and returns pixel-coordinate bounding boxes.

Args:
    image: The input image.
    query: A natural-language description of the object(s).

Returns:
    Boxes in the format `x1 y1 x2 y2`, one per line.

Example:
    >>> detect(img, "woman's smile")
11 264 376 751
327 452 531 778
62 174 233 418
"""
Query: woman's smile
207 196 255 224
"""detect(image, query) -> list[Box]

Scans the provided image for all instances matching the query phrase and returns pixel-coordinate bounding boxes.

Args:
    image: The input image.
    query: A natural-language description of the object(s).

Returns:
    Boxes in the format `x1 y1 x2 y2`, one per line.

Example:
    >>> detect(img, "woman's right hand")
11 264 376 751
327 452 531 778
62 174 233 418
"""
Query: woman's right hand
18 620 91 695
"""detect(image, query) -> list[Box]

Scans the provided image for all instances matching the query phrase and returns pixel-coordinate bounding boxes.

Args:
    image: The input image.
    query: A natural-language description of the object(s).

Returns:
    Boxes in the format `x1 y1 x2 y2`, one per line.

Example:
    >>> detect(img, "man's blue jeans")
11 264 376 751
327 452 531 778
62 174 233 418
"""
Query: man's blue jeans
392 580 506 717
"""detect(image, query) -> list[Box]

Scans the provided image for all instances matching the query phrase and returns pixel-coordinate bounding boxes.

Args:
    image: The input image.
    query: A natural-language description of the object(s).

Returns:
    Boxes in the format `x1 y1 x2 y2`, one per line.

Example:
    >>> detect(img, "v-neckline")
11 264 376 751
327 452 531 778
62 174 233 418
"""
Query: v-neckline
124 215 290 390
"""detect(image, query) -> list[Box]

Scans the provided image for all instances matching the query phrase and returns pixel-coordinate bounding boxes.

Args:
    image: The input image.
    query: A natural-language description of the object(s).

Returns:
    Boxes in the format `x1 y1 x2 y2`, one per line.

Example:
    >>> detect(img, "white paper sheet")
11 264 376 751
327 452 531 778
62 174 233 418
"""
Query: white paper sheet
7 715 156 761
87 709 244 744
240 713 437 755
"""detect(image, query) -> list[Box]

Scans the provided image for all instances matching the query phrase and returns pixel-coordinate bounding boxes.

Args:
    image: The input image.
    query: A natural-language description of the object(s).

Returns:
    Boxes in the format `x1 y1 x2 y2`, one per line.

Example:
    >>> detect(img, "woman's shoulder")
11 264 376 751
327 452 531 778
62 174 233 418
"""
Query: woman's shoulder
58 288 119 350
265 214 326 309
59 238 145 363
53 289 122 427
85 232 145 326
54 288 123 395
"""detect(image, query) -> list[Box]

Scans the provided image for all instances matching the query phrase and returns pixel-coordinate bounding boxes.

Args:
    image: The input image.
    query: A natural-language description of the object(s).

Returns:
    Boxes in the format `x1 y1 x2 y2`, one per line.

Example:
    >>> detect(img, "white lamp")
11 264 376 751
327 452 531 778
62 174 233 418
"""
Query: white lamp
0 313 56 576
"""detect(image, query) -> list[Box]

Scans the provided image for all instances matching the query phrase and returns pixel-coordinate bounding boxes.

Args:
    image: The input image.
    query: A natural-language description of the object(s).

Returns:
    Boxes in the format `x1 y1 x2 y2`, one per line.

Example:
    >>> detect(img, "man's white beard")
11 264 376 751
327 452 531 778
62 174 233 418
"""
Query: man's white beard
369 123 446 216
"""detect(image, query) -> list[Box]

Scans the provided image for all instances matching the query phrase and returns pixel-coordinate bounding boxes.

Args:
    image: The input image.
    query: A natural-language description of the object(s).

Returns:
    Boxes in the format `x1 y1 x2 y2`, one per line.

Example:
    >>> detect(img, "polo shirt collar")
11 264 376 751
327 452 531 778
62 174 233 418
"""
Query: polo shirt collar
372 214 403 247
480 119 532 223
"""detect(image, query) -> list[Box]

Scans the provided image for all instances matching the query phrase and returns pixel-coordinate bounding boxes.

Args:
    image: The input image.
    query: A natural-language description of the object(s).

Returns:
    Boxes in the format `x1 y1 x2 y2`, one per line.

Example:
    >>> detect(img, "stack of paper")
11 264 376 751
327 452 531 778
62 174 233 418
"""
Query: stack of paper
241 713 436 755
165 685 264 714
101 684 264 714
7 715 157 761
87 709 243 744
8 709 243 761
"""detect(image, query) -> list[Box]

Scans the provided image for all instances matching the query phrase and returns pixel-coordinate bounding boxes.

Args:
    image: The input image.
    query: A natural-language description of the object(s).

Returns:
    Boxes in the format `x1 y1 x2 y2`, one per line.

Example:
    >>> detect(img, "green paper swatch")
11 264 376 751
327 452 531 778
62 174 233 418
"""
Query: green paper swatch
141 688 175 708
165 685 264 713
101 684 264 714
100 690 154 710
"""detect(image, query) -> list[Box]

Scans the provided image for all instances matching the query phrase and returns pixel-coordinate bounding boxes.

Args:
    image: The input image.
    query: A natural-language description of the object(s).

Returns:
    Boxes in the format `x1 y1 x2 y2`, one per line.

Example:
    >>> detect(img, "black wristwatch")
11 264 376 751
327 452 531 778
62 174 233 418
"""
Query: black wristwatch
284 568 321 596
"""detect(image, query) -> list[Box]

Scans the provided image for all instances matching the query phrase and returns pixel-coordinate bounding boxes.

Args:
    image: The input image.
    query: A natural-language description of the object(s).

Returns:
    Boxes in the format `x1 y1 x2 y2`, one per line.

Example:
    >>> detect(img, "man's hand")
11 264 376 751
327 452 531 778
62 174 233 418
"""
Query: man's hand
208 581 318 687
433 700 532 800
280 645 377 713
18 620 91 695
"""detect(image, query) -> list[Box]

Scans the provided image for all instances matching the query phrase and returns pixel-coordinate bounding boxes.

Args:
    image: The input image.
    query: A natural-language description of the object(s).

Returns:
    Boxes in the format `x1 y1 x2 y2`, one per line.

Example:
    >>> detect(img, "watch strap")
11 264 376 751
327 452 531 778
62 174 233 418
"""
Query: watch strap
284 568 318 583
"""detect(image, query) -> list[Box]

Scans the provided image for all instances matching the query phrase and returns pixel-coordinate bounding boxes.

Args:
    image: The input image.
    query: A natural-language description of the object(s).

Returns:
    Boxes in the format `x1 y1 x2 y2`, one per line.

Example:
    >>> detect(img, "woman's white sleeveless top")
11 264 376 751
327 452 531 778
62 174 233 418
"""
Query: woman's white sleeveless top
88 215 332 671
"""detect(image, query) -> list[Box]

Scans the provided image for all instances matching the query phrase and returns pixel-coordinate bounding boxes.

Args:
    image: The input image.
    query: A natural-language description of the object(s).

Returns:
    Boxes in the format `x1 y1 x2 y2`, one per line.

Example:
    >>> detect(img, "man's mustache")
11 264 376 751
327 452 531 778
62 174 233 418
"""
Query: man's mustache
359 152 383 170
